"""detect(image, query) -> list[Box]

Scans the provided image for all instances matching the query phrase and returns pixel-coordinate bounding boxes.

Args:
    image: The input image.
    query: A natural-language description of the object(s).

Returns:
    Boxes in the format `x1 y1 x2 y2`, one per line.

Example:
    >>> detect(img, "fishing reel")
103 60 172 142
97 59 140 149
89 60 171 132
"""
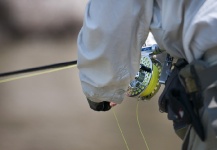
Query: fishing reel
126 44 173 101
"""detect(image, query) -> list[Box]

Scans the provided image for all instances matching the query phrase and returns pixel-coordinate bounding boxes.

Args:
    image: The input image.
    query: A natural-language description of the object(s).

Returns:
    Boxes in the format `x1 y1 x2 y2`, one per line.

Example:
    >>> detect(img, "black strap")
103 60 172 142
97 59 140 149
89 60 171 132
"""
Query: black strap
182 126 191 150
196 64 217 90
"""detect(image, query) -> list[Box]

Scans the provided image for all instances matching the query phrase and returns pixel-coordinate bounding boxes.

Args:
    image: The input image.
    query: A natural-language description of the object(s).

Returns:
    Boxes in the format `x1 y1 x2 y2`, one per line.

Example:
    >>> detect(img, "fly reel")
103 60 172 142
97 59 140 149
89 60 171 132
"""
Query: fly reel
126 55 162 101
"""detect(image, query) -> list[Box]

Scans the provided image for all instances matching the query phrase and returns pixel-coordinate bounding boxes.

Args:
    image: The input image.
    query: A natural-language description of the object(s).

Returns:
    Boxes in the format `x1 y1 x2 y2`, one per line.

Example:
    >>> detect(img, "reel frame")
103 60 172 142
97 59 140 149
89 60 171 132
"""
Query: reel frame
126 55 162 101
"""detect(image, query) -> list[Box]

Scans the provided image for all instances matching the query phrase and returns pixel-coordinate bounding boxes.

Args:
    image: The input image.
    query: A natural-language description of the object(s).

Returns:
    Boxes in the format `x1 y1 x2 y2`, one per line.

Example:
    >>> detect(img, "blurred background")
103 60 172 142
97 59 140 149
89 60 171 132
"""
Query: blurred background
0 1 182 150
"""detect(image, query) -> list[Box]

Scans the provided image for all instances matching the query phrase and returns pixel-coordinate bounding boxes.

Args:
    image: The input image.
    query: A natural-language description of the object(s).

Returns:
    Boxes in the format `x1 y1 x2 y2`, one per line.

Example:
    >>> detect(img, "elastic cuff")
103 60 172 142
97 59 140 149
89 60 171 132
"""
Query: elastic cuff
87 98 111 111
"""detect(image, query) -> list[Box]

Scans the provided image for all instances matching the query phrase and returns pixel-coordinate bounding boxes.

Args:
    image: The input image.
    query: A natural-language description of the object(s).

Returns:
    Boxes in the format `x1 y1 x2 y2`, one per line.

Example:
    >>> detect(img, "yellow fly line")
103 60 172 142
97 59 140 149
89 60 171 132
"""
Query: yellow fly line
0 65 76 84
112 102 150 150
0 63 150 150
136 100 150 150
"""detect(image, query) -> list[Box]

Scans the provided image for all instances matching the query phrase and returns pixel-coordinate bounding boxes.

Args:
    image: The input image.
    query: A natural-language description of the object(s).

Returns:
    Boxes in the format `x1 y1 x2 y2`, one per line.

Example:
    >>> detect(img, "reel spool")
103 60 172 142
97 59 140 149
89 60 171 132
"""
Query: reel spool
127 56 162 101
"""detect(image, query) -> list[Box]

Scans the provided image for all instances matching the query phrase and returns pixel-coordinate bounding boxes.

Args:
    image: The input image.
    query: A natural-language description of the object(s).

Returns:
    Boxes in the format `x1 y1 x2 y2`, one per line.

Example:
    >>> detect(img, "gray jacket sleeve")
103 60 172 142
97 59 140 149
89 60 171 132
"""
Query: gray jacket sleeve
77 0 153 104
182 0 217 64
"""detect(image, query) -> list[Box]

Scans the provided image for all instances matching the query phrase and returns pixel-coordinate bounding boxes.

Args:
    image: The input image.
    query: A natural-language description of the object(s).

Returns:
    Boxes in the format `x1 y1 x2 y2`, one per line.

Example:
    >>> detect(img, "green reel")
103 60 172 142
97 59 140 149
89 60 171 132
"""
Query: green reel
127 56 162 100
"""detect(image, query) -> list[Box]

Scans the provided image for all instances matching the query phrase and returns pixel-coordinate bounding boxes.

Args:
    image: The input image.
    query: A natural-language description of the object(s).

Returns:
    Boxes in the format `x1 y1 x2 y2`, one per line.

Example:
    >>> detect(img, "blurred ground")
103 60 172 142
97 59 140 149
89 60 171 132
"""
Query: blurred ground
0 1 182 150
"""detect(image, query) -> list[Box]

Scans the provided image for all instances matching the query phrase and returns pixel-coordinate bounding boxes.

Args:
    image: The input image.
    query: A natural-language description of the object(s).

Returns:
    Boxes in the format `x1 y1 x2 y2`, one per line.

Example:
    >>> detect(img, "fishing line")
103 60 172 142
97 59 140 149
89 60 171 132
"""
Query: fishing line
0 60 150 150
112 108 130 150
0 61 77 83
136 100 150 150
112 101 150 150
0 60 77 77
0 65 76 83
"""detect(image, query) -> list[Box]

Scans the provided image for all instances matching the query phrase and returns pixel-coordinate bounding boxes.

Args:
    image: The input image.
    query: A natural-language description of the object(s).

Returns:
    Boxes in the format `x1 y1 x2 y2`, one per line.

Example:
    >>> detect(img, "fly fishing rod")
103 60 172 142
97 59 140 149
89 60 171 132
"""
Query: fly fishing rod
0 44 173 101
0 60 77 77
0 44 175 150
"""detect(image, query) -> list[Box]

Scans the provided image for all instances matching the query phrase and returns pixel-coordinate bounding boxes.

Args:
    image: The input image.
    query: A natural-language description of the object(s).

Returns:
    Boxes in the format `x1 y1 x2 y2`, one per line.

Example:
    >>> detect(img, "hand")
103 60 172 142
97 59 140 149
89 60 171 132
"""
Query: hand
110 102 117 107
87 99 116 111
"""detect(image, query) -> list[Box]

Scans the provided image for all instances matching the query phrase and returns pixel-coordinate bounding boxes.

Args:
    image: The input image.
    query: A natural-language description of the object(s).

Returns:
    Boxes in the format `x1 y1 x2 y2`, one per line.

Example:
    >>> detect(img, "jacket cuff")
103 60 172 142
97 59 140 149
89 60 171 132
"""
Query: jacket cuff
87 98 111 111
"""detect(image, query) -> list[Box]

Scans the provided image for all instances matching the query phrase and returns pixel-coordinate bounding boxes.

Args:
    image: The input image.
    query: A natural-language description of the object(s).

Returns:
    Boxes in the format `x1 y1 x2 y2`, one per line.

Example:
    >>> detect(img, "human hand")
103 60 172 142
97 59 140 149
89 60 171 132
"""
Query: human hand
110 102 117 107
87 99 117 111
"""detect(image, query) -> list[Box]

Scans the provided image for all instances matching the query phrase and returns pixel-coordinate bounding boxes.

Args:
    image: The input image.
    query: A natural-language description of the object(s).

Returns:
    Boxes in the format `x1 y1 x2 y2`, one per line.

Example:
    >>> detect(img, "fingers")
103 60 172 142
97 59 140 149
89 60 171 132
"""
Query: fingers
110 102 117 107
